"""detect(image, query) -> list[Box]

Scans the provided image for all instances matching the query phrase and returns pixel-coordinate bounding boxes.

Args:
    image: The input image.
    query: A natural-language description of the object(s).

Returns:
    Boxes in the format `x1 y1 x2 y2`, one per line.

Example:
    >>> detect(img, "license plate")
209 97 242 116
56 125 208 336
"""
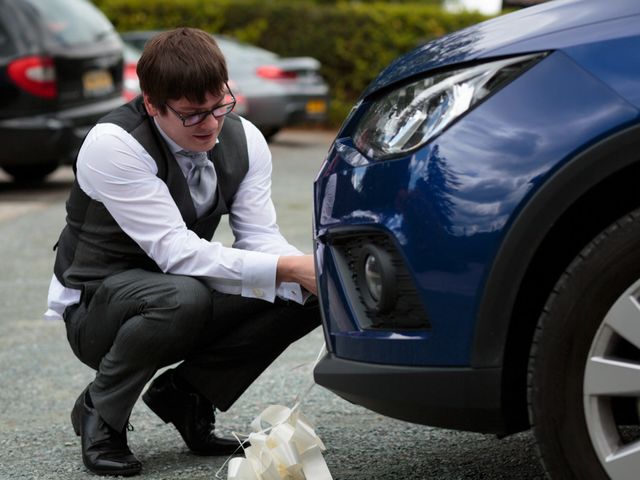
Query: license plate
82 69 114 97
306 99 327 115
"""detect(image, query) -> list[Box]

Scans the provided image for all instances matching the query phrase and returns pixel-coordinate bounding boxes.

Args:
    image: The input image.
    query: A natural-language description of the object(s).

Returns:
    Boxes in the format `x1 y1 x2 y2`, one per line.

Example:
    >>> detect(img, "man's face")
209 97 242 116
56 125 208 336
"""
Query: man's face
143 90 227 153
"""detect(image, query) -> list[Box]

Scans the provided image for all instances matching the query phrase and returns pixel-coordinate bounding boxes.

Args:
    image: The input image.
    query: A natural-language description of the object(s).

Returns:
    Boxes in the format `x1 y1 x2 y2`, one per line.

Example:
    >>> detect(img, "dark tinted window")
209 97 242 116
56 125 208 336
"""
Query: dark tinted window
24 0 114 46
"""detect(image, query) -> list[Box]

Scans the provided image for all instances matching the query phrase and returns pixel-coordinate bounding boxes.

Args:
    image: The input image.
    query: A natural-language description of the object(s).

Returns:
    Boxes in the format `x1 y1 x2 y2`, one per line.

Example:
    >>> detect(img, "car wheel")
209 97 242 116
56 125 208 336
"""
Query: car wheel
2 162 59 183
529 210 640 480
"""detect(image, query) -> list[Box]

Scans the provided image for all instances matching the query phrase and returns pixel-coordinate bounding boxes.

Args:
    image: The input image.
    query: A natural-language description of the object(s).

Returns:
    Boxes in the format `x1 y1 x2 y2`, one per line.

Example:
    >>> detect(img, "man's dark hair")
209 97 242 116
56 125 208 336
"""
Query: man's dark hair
137 27 228 113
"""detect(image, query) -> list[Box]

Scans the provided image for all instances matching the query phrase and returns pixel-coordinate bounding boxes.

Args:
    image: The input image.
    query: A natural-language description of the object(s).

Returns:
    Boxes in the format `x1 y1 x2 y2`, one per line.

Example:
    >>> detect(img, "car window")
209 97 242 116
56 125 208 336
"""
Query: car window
24 0 114 46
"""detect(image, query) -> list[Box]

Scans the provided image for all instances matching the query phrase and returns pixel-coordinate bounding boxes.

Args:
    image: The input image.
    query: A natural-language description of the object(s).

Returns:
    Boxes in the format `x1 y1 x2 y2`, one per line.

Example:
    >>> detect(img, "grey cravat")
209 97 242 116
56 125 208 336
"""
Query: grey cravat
179 150 216 217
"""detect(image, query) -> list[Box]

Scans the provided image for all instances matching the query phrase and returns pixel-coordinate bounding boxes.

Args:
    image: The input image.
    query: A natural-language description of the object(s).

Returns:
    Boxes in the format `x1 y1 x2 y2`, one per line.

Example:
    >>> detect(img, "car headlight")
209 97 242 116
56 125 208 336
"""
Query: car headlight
354 53 545 160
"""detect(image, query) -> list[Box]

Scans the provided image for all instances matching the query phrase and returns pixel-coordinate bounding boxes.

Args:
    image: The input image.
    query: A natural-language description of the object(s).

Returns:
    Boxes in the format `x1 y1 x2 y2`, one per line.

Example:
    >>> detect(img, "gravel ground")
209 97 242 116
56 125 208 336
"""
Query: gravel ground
0 129 546 480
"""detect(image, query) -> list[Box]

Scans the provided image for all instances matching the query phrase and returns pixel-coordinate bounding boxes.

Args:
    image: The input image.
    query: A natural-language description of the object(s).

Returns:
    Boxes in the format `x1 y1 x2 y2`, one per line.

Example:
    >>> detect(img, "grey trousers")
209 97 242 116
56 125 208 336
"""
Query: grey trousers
63 269 321 432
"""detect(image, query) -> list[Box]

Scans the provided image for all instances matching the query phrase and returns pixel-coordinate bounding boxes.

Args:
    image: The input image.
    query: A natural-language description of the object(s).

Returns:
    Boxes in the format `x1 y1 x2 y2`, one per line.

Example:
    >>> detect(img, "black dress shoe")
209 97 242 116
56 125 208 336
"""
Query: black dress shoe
142 370 241 456
71 385 142 476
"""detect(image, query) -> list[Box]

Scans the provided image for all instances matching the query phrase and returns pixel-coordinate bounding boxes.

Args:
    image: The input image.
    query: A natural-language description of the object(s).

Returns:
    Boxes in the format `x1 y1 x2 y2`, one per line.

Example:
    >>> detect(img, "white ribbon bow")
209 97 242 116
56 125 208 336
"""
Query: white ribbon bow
225 404 332 480
217 344 332 480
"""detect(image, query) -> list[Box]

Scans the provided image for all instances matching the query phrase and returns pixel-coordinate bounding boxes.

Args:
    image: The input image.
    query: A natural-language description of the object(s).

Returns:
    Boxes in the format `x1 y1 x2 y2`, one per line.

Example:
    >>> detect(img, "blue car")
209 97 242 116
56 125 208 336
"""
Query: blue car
312 0 640 478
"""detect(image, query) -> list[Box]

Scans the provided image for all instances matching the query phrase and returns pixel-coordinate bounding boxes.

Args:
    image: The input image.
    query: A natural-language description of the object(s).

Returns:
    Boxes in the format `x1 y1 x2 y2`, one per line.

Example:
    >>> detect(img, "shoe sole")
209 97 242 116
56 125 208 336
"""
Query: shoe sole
85 463 142 477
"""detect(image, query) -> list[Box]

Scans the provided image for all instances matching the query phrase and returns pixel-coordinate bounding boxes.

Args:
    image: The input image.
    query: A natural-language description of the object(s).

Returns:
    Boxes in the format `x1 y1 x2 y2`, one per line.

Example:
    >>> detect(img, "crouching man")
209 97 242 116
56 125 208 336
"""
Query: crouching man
45 27 320 476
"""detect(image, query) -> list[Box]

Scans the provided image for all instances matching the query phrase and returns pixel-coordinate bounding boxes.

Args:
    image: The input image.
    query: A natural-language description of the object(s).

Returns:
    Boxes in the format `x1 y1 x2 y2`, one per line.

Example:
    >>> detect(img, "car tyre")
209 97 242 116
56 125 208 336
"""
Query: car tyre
529 209 640 480
3 162 59 183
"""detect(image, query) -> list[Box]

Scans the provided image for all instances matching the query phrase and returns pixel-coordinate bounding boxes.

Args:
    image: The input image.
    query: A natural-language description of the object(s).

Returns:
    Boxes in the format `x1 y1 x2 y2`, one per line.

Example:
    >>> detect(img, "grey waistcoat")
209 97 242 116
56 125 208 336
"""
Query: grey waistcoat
53 97 249 304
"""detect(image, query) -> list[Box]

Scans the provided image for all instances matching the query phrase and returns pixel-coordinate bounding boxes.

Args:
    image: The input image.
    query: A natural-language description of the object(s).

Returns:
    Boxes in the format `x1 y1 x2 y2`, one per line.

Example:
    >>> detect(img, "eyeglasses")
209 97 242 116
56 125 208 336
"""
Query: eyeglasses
165 84 236 127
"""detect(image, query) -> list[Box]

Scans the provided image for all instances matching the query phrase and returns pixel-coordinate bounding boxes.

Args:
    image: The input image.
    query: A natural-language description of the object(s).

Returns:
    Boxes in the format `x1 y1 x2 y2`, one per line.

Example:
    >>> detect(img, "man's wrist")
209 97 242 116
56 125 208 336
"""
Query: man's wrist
276 256 295 285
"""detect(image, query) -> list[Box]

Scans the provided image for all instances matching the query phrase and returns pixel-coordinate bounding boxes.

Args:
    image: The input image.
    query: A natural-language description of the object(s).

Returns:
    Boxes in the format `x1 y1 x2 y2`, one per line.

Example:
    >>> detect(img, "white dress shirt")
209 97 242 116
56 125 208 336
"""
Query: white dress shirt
44 116 306 321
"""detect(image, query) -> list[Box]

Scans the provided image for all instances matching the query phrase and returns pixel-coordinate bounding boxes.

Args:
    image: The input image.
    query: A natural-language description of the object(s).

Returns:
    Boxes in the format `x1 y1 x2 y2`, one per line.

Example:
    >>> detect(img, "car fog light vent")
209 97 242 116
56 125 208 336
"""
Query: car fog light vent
332 232 430 330
357 245 397 314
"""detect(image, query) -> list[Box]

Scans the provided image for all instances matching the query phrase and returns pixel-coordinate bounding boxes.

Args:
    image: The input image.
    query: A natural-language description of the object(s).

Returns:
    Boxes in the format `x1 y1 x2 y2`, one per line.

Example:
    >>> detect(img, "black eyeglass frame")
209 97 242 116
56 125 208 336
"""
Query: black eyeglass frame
164 83 236 127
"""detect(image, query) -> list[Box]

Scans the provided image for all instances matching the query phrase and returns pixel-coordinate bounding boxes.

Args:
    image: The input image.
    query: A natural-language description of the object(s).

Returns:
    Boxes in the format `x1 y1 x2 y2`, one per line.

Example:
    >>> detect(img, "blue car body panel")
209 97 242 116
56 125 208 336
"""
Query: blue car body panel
313 0 640 432
315 50 639 366
365 0 640 98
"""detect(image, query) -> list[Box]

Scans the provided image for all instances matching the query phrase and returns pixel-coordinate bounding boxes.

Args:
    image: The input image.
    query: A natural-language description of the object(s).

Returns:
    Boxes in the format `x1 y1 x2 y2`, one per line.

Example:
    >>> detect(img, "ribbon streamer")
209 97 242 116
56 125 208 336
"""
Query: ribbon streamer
225 405 332 480
219 344 332 480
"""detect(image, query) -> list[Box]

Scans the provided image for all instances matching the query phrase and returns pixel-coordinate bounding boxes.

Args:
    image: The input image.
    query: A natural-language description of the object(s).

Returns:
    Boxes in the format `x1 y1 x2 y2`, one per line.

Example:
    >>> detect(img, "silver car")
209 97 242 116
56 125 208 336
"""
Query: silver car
121 31 329 140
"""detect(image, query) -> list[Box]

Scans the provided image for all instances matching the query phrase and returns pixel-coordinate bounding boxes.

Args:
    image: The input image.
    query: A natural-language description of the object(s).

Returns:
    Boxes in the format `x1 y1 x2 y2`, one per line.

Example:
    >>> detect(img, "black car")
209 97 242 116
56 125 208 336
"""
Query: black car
0 0 124 182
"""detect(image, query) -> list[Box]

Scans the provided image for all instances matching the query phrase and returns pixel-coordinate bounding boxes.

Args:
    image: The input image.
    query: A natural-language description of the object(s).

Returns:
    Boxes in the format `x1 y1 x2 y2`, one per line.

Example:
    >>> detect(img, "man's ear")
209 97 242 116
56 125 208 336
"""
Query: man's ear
142 94 158 116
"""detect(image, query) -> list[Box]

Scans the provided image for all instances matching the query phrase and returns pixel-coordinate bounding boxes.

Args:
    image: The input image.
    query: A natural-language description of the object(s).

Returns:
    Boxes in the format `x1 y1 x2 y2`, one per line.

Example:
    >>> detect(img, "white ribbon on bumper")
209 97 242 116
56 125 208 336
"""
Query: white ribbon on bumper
226 404 332 480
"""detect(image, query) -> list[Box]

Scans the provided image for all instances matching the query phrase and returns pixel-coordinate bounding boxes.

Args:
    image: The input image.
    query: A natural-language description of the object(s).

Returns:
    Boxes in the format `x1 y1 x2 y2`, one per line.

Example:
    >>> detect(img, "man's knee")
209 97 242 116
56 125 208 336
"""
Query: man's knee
138 274 212 329
169 275 213 324
95 271 213 350
112 275 213 365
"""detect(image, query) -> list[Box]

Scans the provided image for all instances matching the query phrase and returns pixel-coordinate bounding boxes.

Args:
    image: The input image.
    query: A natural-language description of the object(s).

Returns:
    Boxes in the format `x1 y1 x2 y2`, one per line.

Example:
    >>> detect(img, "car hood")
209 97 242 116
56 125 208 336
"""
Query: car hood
364 0 640 97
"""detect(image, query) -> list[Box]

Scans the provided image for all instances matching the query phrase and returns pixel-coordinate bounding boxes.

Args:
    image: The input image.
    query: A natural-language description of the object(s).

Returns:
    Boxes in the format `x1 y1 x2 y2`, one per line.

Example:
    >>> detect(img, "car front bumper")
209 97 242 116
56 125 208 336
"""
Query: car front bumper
314 352 506 433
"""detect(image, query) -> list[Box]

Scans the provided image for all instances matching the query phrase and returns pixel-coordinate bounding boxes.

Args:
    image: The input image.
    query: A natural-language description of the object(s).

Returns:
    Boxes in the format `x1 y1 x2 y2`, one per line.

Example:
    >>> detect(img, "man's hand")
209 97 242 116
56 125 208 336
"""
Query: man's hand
276 255 317 295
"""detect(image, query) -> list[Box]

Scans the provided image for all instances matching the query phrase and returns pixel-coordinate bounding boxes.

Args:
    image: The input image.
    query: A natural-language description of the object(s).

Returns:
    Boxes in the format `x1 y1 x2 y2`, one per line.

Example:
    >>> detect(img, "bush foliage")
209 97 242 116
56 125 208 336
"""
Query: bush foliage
93 0 489 124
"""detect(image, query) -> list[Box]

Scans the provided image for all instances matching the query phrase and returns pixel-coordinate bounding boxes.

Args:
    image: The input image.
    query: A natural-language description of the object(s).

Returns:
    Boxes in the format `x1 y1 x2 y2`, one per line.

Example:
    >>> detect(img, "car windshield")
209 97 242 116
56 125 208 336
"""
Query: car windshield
25 0 114 46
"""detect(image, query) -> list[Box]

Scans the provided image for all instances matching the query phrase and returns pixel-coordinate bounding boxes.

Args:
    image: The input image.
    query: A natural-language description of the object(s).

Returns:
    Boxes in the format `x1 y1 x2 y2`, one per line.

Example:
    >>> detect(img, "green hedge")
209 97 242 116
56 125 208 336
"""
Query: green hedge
93 0 489 124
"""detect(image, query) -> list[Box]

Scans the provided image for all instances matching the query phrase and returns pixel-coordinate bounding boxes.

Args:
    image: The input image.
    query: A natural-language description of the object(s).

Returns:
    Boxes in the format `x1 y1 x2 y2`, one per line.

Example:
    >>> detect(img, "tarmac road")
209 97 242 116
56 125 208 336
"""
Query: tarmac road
0 128 545 479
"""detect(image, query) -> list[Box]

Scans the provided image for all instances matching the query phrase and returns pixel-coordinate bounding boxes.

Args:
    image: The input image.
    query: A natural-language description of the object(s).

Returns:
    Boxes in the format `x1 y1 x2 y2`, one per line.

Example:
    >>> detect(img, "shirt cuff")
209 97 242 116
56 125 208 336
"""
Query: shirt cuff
43 309 63 321
241 250 279 302
276 282 311 305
